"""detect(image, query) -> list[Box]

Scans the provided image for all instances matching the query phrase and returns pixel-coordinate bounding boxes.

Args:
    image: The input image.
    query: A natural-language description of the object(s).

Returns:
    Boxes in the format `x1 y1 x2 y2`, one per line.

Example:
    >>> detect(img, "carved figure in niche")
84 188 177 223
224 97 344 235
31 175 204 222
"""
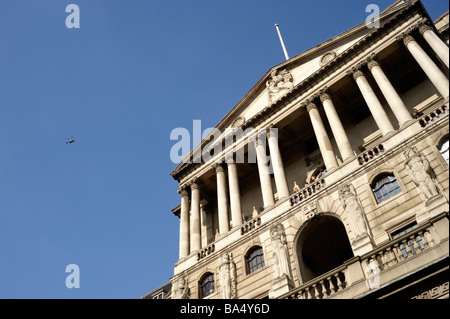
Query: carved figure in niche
219 253 236 299
404 147 439 200
266 69 294 95
173 277 189 299
270 224 291 279
339 183 370 241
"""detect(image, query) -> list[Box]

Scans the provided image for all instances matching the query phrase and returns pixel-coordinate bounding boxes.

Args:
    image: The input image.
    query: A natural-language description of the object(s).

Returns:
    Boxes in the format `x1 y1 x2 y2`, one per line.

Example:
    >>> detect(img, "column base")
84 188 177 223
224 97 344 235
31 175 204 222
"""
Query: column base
269 274 295 299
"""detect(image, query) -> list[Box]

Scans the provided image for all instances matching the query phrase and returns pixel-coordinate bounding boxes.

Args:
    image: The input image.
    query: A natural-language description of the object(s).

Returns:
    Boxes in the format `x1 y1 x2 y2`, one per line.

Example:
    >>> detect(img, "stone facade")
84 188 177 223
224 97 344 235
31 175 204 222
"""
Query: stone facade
163 0 449 299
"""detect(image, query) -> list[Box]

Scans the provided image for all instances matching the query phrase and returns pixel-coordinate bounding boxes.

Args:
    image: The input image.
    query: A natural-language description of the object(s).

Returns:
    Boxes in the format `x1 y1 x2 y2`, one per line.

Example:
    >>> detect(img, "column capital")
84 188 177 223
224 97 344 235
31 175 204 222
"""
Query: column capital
402 34 416 47
351 68 365 81
213 163 226 174
189 177 200 190
319 88 332 103
306 100 318 112
266 125 278 139
367 57 380 71
418 23 433 36
177 186 189 198
254 130 267 147
306 102 318 112
225 153 235 164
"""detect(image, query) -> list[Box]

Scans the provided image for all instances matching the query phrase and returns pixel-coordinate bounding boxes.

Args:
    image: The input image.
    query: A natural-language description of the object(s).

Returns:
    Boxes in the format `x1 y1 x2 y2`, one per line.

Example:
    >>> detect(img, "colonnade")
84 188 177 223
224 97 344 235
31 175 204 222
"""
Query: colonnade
177 23 449 259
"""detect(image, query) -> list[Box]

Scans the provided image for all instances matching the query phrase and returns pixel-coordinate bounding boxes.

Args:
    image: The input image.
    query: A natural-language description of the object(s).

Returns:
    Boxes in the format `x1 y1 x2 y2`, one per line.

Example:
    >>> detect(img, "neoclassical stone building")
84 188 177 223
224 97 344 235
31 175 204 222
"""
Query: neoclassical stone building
165 0 449 300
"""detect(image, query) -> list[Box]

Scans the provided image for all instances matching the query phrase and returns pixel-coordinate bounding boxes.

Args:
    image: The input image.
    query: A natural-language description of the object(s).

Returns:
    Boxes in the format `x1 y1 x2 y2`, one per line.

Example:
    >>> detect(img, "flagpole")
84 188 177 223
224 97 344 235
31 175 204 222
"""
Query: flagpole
274 24 289 61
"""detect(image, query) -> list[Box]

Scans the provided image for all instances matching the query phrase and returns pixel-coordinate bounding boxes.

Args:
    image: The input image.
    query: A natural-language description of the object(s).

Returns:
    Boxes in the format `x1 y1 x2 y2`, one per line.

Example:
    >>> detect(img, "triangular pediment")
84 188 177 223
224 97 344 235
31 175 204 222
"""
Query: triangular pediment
212 0 413 134
171 0 419 181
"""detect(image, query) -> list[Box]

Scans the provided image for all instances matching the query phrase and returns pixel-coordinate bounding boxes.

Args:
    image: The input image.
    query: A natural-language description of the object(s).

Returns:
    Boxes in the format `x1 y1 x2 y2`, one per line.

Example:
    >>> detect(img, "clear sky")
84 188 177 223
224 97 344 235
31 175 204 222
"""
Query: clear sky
0 0 448 299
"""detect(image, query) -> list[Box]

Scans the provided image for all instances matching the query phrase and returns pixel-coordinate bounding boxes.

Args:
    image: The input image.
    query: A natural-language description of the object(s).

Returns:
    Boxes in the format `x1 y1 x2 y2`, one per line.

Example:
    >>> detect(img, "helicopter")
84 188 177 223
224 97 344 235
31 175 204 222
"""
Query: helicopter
65 137 76 144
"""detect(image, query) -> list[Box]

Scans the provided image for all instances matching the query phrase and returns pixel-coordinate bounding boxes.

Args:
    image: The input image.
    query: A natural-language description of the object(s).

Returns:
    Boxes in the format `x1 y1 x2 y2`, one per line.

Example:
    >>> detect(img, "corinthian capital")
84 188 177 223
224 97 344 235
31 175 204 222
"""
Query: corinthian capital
306 101 318 112
177 186 189 198
367 57 380 71
213 163 225 174
352 68 365 81
402 34 416 47
319 88 332 103
418 23 433 36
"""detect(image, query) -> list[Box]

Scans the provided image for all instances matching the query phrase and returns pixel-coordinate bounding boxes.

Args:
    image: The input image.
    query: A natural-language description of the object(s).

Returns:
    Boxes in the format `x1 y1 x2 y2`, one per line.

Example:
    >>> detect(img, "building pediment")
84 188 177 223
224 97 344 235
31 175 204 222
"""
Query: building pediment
171 0 429 182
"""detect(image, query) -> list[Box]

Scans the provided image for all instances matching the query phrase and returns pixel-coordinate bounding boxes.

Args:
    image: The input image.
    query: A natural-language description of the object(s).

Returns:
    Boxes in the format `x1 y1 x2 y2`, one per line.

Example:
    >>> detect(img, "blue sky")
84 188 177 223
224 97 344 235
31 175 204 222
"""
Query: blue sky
0 0 448 299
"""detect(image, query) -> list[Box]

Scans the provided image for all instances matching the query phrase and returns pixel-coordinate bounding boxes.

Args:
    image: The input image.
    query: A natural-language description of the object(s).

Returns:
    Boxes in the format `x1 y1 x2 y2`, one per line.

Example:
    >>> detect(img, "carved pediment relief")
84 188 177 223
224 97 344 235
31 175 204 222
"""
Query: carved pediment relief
320 51 337 66
231 116 245 128
266 69 294 102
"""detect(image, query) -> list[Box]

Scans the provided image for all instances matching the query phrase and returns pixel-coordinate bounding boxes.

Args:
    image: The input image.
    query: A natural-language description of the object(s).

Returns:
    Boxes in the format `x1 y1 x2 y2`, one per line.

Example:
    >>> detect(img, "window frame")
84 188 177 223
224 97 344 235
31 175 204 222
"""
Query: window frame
246 246 265 275
438 138 449 165
371 173 402 204
199 273 215 299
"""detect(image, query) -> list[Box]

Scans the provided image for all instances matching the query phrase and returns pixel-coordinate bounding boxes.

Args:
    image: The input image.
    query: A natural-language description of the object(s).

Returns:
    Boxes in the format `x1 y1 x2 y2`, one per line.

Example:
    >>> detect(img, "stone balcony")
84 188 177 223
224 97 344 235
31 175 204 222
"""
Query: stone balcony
281 212 449 299
173 96 449 280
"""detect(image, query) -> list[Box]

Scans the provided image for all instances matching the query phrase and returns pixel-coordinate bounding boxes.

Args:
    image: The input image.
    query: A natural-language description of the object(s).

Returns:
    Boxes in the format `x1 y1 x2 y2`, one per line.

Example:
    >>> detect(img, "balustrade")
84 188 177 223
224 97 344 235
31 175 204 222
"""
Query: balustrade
362 224 436 277
419 104 448 128
241 217 262 235
290 179 326 206
287 267 347 299
197 244 215 261
358 144 385 165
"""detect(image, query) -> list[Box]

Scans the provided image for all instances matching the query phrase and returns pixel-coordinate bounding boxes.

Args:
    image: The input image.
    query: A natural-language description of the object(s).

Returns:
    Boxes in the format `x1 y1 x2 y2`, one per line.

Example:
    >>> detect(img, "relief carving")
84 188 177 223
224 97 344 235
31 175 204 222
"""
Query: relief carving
266 69 294 102
219 253 237 299
270 223 292 279
339 183 371 241
404 147 440 201
172 277 189 299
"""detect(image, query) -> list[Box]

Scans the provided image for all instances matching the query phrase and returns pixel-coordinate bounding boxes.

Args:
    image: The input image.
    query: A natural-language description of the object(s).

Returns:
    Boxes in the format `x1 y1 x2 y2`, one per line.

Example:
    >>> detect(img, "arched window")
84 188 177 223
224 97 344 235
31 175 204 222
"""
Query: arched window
372 174 402 204
246 246 265 274
199 273 215 298
439 138 449 164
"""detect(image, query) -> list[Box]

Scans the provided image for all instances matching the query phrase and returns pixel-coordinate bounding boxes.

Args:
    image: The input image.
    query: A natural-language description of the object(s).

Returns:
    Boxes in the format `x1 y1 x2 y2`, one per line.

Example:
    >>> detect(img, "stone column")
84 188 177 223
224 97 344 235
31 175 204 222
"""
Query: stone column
226 157 242 228
306 101 338 170
190 179 202 252
254 133 275 209
267 126 290 199
402 34 449 99
319 91 354 161
419 23 449 69
367 57 413 127
352 69 395 136
178 187 190 258
215 164 230 234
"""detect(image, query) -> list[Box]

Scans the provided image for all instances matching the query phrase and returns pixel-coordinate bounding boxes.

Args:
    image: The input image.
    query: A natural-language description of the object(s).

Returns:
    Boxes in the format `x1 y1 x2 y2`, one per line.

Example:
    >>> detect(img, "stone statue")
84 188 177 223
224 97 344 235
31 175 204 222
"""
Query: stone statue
252 206 258 218
266 69 294 99
339 183 370 241
173 277 189 299
219 253 236 299
292 181 300 193
270 224 291 279
404 147 439 200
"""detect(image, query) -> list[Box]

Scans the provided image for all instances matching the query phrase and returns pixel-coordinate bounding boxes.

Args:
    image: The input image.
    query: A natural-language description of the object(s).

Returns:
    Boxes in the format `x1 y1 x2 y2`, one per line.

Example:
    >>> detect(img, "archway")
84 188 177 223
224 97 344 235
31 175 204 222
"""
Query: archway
296 214 354 283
